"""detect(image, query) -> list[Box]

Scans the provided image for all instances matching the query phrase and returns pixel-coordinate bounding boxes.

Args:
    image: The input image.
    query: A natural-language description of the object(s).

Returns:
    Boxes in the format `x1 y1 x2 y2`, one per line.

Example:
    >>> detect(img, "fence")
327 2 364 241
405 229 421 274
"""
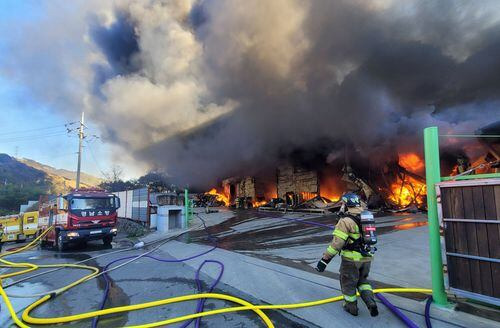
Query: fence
113 188 150 226
437 179 500 305
424 126 500 306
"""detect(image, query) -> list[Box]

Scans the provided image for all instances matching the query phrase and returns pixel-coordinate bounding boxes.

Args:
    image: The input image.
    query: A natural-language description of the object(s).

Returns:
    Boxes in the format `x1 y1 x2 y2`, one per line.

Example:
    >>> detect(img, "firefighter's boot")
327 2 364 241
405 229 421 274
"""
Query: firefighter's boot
343 301 358 316
360 290 378 317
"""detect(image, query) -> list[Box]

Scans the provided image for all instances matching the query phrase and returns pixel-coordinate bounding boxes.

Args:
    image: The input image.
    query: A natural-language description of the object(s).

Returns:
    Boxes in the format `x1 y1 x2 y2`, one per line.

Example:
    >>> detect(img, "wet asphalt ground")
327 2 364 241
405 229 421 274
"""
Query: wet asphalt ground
0 210 429 327
0 226 319 327
185 209 428 283
194 210 428 249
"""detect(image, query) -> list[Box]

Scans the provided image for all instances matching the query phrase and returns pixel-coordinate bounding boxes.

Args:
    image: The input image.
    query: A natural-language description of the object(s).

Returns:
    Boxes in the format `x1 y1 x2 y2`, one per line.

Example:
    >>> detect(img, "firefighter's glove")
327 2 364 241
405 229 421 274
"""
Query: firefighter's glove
315 257 331 272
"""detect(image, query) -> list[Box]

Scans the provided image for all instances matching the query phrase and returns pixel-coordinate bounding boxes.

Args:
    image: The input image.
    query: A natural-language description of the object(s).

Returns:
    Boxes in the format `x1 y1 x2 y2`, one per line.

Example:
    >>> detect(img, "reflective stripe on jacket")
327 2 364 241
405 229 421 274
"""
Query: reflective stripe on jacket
323 216 372 262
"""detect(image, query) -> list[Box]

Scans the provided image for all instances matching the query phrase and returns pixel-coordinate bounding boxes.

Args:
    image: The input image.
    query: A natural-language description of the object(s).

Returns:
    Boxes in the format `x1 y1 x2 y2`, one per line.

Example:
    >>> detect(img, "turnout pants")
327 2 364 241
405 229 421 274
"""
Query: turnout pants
339 258 375 306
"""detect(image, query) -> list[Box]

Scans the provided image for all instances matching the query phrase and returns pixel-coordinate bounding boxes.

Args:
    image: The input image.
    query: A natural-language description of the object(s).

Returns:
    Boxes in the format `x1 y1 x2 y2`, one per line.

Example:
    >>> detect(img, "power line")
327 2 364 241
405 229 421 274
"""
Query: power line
0 122 78 136
0 132 71 143
84 139 108 179
0 125 80 142
23 152 78 160
0 130 75 140
76 112 85 189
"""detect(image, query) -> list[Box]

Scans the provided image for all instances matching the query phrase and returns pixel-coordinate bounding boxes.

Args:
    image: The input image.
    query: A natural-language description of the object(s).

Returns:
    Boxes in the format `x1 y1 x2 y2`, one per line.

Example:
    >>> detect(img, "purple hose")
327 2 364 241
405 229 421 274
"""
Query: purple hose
92 255 223 328
192 260 224 327
425 296 433 328
278 216 335 229
376 293 419 328
92 216 220 328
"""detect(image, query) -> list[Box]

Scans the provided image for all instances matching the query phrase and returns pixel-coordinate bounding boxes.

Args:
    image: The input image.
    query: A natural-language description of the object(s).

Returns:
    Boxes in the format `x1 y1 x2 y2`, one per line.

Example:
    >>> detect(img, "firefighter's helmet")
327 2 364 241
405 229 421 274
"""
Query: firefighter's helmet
341 192 361 207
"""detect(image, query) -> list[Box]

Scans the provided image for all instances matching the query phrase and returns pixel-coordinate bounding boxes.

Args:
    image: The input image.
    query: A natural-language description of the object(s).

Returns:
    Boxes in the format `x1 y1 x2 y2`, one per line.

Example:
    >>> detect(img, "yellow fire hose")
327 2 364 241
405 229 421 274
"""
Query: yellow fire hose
0 227 432 328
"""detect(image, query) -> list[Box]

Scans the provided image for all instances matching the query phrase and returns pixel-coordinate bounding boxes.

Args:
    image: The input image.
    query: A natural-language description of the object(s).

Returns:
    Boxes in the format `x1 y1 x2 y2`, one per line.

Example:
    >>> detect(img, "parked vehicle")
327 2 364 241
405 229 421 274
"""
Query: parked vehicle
0 211 38 243
38 188 120 251
20 211 39 239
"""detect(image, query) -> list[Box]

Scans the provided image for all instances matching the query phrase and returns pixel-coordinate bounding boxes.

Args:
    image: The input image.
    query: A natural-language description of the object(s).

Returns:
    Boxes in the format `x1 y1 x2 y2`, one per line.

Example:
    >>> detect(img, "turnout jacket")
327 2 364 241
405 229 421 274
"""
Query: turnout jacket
323 215 373 263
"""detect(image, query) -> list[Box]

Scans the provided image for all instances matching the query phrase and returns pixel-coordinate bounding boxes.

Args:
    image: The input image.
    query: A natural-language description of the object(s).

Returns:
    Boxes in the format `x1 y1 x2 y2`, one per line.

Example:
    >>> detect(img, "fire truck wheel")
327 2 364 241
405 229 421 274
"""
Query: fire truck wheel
56 233 66 252
103 236 113 246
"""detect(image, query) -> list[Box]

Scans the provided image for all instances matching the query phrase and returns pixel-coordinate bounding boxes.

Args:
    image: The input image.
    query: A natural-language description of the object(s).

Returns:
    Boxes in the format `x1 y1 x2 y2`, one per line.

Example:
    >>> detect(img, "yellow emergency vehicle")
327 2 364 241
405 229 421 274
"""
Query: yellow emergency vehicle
0 211 39 243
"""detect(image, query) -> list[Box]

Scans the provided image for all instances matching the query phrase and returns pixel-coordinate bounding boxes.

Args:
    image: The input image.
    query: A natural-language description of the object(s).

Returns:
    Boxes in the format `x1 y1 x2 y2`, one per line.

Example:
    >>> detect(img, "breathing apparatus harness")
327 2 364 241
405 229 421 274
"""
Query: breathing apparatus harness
341 210 378 257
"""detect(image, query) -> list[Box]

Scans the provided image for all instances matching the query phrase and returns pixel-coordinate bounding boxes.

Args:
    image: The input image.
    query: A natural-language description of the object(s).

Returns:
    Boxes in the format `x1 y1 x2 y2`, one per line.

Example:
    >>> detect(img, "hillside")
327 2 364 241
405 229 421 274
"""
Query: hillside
0 154 102 214
19 158 102 192
0 154 50 215
0 154 50 188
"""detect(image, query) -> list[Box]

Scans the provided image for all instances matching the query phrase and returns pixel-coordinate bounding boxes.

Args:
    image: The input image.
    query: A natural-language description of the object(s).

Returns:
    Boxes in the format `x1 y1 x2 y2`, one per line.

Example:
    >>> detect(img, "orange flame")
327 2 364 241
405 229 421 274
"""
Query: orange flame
206 188 230 206
389 153 427 207
300 192 317 201
319 172 342 202
470 156 490 174
252 200 268 208
449 164 459 176
388 177 427 207
319 191 340 202
398 152 424 173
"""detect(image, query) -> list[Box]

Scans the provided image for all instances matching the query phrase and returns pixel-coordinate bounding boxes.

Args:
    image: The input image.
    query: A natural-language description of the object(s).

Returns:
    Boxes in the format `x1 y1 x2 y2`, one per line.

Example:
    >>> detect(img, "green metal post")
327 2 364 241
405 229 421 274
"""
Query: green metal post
424 126 448 305
184 189 189 228
189 200 194 223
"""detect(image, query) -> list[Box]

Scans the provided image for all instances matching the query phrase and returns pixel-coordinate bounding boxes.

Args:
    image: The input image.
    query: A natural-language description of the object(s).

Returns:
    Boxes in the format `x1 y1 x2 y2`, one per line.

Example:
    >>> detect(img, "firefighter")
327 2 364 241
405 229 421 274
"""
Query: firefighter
316 192 378 317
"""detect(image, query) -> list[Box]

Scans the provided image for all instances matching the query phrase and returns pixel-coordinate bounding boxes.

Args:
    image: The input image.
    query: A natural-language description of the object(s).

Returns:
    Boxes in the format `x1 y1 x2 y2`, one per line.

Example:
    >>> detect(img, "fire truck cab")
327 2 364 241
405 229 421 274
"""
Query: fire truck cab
38 189 120 251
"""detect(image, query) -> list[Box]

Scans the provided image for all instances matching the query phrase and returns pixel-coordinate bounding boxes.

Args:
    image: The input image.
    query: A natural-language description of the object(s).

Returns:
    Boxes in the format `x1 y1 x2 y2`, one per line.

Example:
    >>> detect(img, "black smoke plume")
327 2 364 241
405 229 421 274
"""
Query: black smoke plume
1 1 499 188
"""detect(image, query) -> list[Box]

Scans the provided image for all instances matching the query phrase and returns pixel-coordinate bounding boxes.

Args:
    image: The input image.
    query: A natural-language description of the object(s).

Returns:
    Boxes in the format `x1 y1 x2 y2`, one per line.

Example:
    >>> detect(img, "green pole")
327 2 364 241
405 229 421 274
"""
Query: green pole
184 189 189 228
424 126 448 305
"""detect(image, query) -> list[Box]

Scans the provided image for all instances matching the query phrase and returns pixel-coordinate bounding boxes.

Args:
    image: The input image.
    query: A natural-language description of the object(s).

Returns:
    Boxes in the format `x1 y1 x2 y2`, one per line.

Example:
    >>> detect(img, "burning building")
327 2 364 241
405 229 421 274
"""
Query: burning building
213 135 499 212
276 164 319 206
215 151 426 211
218 163 340 210
220 171 280 208
222 176 269 208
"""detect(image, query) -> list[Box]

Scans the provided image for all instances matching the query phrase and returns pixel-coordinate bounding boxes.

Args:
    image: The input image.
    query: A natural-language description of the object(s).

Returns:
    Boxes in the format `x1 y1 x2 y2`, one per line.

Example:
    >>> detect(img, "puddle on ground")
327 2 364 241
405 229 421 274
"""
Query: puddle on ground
0 282 49 326
53 250 131 328
5 247 132 328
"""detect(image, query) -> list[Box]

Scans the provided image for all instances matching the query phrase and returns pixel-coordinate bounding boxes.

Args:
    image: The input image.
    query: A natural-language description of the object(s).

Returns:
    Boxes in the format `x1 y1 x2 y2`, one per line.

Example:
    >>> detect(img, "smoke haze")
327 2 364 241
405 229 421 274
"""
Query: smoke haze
2 0 500 188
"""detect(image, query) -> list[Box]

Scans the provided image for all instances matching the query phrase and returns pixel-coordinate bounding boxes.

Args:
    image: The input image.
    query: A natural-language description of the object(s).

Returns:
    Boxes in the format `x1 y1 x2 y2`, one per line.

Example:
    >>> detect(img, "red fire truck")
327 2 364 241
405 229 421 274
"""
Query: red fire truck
38 188 120 251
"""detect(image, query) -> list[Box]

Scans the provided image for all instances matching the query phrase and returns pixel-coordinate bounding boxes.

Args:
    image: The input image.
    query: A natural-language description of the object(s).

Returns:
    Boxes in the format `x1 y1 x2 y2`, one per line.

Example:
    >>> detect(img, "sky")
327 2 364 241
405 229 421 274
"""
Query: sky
0 1 120 179
0 77 114 179
0 0 499 189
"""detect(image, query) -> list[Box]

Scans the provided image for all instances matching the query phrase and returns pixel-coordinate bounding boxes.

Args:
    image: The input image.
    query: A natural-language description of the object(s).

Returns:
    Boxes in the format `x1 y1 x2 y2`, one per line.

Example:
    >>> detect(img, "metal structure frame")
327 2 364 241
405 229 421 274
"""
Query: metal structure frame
450 288 500 307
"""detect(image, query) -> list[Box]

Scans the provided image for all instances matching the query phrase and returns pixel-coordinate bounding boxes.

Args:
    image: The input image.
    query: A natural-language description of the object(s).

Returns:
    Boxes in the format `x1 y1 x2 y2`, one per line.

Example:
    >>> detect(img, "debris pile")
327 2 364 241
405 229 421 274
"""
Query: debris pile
193 189 229 207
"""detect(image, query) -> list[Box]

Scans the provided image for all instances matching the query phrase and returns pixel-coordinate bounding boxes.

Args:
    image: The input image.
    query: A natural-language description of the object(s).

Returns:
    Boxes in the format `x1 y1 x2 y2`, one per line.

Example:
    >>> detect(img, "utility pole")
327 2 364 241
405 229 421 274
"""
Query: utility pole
76 112 85 190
